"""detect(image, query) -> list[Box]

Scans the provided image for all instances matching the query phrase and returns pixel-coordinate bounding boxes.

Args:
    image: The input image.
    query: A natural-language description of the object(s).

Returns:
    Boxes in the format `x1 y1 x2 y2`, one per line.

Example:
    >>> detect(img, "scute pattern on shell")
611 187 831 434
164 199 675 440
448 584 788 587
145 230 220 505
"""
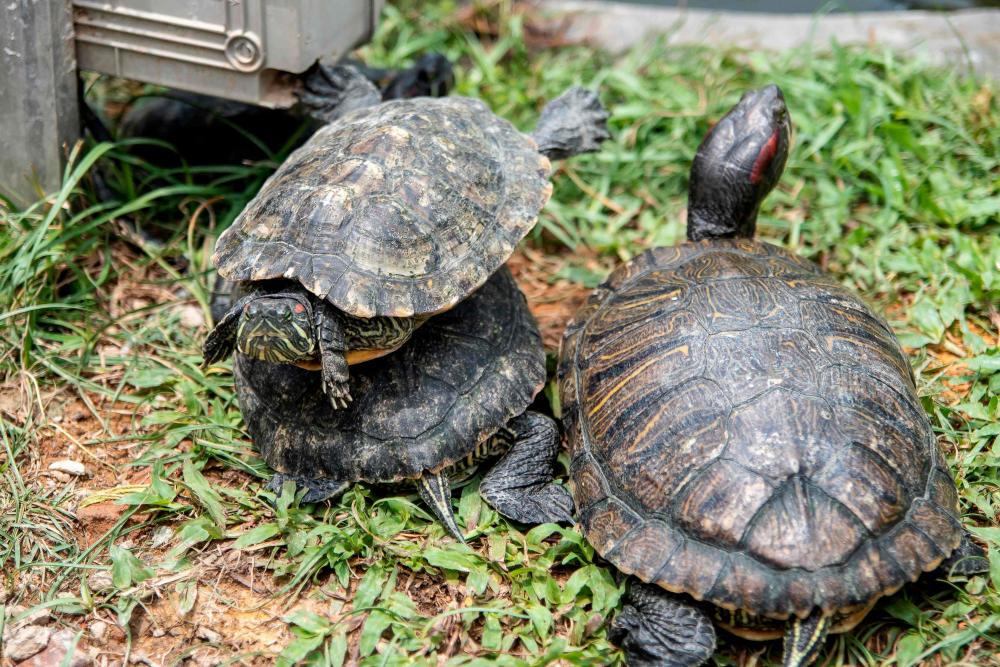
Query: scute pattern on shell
235 268 545 483
213 97 552 318
559 239 962 621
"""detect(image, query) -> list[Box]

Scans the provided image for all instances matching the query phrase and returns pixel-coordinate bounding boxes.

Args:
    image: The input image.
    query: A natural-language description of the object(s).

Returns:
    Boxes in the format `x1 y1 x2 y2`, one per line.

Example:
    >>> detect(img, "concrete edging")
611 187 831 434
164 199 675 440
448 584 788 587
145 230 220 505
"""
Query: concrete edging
542 1 1000 79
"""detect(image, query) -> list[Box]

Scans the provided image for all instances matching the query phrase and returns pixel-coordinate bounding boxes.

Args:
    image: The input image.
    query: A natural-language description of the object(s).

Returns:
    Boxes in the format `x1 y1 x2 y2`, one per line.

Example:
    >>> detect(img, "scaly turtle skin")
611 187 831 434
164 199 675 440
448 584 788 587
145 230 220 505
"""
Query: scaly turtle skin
558 85 986 667
205 65 609 409
234 268 573 541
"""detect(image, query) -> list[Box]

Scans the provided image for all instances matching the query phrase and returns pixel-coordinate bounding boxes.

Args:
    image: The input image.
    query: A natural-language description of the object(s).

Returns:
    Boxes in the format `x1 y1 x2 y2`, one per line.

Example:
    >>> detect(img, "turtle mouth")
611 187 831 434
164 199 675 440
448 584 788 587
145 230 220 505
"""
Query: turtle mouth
738 84 790 149
739 84 787 125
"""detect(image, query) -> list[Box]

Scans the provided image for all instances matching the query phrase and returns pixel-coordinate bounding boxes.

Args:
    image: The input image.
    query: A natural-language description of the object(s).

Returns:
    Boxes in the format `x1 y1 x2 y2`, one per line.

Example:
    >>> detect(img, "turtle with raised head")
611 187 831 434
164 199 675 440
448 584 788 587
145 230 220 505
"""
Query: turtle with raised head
235 267 573 540
558 85 987 667
204 65 609 409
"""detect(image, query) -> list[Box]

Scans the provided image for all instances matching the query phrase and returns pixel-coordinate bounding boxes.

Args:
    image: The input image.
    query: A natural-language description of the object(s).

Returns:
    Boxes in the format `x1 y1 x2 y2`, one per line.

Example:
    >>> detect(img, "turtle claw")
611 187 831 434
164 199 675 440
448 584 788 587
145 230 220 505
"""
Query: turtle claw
323 381 352 410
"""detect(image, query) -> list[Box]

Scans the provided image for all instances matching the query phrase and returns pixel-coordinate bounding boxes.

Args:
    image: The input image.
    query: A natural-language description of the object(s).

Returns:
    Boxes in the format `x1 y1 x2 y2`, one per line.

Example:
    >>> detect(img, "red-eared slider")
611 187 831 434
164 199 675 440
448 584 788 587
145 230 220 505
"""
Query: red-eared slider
204 65 609 410
118 54 454 172
234 268 572 541
558 85 986 667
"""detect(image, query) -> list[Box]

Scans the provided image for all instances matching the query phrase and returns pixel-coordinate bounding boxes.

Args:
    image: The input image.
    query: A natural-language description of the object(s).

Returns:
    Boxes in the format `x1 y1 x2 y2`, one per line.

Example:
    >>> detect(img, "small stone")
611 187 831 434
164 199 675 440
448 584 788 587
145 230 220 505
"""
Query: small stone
90 620 108 641
49 460 87 476
48 471 72 483
178 305 205 329
17 629 91 667
149 526 174 549
129 651 159 666
151 628 165 638
9 606 51 626
87 570 115 591
195 626 222 643
3 624 53 661
188 648 221 667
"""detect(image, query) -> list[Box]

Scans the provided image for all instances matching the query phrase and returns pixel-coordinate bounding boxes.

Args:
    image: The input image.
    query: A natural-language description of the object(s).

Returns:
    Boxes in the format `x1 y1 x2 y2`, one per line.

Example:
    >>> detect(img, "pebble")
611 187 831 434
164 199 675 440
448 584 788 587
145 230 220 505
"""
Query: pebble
90 620 108 641
129 651 159 666
3 624 53 661
7 606 51 626
15 629 91 667
48 460 87 476
87 570 115 591
195 626 222 643
149 526 174 549
178 304 205 329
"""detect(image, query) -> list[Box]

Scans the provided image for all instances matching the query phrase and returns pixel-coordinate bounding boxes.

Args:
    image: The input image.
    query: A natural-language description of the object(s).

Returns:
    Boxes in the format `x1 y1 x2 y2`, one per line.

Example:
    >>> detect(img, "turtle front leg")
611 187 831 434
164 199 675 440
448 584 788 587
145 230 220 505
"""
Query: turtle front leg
530 87 610 160
298 63 383 124
202 294 255 366
479 411 574 524
314 302 352 409
609 581 716 667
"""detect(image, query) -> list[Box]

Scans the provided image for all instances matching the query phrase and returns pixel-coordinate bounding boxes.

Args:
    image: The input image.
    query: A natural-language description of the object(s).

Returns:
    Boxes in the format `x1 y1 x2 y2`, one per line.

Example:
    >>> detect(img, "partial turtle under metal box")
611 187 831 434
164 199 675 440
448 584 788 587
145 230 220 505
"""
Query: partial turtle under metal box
73 0 384 107
0 0 383 206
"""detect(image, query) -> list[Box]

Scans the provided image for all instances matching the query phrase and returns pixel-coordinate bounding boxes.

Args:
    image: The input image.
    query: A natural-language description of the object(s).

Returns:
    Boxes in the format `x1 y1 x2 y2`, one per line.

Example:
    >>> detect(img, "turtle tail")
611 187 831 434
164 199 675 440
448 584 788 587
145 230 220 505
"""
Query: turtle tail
782 611 830 667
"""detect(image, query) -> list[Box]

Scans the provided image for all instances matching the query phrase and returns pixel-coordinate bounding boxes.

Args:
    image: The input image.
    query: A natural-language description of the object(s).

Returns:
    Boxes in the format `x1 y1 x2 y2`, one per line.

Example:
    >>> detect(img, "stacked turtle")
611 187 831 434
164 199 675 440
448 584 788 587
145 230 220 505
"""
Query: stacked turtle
559 85 988 666
203 65 610 540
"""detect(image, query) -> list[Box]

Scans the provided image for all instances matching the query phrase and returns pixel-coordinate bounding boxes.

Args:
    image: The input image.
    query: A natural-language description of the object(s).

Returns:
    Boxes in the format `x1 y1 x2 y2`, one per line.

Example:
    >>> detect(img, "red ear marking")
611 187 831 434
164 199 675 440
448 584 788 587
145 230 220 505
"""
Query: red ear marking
293 303 306 314
750 130 779 185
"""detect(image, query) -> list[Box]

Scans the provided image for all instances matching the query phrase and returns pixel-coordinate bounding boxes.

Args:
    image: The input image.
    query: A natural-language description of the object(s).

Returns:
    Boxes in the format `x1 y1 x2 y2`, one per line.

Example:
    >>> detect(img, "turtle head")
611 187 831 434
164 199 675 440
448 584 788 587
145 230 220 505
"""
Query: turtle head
236 294 317 363
687 84 791 242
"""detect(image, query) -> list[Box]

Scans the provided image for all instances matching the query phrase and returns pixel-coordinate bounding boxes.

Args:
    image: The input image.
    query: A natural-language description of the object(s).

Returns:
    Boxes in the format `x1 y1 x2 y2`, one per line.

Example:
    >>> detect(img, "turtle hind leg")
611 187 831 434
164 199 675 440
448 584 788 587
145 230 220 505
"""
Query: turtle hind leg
609 581 716 667
782 611 831 667
298 63 382 123
530 87 610 160
417 471 465 542
267 473 349 504
479 411 574 525
939 529 990 576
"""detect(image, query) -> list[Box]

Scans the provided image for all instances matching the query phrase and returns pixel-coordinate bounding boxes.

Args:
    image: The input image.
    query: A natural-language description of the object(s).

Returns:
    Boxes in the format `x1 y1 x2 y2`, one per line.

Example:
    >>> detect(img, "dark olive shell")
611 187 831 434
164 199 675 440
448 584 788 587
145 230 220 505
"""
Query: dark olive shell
234 267 544 483
559 239 962 620
213 97 552 318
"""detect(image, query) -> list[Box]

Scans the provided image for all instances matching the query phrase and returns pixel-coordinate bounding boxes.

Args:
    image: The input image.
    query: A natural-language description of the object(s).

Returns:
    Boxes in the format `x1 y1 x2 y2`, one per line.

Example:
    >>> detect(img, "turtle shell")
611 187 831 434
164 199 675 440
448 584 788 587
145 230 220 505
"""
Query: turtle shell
234 267 544 484
213 97 552 318
558 239 963 621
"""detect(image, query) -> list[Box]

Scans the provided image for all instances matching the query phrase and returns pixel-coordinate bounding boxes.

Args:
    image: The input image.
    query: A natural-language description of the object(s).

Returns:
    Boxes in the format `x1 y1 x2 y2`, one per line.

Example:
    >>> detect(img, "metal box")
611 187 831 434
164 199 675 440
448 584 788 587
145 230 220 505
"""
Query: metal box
73 0 385 107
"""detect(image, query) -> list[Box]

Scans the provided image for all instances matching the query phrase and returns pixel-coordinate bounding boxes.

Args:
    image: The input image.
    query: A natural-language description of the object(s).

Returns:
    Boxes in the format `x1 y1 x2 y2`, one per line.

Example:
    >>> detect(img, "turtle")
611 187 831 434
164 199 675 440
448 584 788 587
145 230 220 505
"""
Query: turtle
557 85 988 667
117 53 455 171
233 267 573 541
204 64 609 409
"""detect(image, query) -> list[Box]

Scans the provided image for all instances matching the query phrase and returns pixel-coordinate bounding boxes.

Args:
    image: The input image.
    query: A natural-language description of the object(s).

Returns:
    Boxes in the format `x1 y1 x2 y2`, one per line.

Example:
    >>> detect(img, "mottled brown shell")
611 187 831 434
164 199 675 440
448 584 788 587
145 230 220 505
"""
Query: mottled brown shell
559 239 962 621
213 97 552 318
234 268 545 483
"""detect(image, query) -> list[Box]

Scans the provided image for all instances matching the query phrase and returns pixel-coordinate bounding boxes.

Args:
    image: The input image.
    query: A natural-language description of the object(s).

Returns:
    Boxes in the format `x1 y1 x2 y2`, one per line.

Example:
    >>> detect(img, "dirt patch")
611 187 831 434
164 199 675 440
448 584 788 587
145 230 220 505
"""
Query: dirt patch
508 248 599 351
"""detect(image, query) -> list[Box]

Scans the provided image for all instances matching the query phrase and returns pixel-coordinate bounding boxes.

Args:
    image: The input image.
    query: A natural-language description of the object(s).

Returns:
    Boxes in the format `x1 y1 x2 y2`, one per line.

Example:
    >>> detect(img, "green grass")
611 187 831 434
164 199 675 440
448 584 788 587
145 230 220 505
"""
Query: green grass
2 1 999 664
